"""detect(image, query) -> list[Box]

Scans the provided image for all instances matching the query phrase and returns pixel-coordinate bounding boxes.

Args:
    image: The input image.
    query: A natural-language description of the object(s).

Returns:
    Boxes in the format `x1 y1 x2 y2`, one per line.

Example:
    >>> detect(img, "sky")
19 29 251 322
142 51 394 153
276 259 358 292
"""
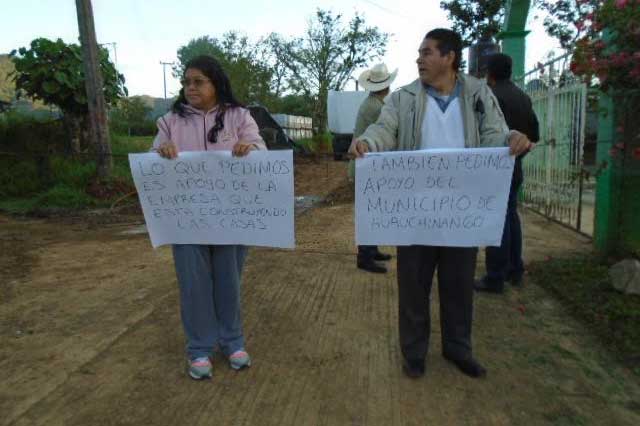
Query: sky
2 0 562 99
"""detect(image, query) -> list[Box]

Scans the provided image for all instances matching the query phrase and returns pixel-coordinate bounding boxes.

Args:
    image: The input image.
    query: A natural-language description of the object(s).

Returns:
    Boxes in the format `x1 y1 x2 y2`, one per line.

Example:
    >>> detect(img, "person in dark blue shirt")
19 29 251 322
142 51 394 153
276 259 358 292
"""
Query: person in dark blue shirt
475 53 540 294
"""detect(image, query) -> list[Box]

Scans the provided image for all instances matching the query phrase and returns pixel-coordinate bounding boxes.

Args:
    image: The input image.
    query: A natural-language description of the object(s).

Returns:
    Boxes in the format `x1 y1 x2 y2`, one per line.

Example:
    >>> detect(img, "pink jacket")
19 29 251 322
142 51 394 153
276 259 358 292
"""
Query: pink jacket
152 104 267 152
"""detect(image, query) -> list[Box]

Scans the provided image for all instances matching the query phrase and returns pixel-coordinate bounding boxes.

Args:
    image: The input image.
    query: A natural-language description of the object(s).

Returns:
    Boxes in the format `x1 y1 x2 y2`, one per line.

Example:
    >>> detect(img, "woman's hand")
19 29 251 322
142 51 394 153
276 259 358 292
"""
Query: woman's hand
232 142 256 157
157 142 178 159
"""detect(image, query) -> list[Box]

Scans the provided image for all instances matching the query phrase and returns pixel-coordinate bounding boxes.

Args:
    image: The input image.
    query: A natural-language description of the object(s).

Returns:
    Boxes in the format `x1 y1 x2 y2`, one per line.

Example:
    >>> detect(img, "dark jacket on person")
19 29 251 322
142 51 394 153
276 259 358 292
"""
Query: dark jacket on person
490 79 540 186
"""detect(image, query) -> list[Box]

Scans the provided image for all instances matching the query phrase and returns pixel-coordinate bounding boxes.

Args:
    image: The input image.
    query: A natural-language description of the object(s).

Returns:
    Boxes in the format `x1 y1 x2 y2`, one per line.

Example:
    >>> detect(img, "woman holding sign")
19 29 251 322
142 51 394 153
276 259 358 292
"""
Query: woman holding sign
153 55 266 380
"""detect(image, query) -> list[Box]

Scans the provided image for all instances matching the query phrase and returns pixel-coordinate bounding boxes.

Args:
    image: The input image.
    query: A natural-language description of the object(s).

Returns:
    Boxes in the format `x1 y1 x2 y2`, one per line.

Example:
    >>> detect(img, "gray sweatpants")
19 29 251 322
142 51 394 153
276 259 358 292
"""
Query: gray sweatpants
172 244 248 360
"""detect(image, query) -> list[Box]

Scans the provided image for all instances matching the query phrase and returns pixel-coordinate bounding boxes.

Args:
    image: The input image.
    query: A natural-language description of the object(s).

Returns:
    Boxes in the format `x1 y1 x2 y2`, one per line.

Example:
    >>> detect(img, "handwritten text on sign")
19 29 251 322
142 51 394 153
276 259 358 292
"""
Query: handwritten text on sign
355 148 514 247
129 150 294 248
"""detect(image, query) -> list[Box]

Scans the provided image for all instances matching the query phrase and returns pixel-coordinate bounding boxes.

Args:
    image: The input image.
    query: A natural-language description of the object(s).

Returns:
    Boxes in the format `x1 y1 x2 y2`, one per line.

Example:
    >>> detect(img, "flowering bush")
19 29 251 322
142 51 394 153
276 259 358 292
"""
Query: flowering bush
570 0 640 90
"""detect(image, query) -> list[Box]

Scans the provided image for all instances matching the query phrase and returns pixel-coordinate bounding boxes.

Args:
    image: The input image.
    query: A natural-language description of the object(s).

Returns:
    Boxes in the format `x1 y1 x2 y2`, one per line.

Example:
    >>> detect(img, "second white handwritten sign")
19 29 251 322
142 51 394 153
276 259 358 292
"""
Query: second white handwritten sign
355 148 514 247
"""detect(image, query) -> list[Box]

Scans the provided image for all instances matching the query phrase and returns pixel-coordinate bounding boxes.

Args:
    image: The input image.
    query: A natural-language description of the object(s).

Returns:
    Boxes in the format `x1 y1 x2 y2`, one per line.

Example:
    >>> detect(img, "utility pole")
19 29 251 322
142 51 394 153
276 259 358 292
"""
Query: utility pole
76 0 112 179
101 42 118 71
160 61 173 100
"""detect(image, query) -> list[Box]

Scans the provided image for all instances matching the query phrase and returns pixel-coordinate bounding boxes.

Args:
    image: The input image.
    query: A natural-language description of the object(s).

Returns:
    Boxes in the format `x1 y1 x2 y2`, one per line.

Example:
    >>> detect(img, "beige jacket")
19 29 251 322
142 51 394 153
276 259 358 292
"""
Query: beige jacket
359 73 509 152
349 93 385 179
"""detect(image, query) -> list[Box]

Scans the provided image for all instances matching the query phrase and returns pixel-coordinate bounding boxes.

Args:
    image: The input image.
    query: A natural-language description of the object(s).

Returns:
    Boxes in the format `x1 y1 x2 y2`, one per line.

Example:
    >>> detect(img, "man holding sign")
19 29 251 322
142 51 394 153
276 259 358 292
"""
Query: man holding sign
350 29 533 379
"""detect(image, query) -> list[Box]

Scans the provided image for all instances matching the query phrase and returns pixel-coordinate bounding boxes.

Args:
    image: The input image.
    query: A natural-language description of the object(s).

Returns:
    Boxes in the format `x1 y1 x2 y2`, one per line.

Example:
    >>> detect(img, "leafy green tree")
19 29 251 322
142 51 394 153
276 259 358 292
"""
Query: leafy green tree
175 32 277 109
440 0 507 46
274 94 315 117
257 33 291 99
534 0 600 49
110 96 152 136
9 37 126 153
267 9 388 133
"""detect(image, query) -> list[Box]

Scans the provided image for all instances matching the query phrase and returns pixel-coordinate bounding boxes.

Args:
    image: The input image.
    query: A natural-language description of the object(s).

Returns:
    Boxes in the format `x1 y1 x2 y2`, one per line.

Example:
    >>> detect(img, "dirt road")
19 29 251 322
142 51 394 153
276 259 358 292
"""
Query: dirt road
1 159 639 426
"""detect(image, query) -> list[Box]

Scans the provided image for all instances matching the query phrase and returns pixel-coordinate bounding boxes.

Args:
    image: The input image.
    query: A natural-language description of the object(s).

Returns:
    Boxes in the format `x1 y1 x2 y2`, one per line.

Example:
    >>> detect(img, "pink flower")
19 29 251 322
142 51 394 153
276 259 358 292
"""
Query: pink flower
615 142 625 149
610 52 631 67
633 147 640 160
609 147 618 158
570 61 580 73
615 0 628 8
616 126 625 134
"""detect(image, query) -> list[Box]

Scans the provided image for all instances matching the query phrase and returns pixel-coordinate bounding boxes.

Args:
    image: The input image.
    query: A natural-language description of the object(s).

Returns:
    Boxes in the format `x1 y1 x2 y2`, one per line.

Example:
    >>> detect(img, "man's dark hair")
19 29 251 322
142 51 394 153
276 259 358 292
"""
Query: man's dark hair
425 28 463 71
487 53 513 81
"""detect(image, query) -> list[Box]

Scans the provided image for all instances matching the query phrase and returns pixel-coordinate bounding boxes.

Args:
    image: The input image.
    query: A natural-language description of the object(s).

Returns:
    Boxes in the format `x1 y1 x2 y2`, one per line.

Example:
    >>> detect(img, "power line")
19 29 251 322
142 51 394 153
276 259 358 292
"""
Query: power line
360 0 419 22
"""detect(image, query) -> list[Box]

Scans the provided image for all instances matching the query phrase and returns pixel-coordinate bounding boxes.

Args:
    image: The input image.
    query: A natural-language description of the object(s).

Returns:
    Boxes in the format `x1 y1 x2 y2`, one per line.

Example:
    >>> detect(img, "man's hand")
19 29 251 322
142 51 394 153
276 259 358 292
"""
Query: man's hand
157 142 178 159
507 130 534 156
348 139 370 158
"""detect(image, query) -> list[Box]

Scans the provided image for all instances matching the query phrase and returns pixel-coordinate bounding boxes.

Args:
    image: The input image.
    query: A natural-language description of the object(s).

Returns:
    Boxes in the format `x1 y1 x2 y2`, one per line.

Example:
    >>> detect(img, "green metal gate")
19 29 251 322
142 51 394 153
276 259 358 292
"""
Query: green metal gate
517 53 591 236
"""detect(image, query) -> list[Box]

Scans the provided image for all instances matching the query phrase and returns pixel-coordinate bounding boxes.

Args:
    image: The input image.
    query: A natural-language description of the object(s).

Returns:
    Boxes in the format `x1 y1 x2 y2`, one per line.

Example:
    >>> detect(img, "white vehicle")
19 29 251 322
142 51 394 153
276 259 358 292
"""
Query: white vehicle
327 90 368 160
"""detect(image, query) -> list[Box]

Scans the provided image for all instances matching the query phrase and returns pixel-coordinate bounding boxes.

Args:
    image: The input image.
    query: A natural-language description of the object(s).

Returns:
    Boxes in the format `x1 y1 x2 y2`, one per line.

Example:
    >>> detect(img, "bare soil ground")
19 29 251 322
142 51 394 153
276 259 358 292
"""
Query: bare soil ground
1 157 639 426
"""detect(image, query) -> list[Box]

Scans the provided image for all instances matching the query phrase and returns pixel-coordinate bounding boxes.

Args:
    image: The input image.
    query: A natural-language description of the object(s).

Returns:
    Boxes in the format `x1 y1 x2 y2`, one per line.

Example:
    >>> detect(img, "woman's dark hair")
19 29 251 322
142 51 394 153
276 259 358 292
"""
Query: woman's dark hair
425 28 463 71
172 55 243 144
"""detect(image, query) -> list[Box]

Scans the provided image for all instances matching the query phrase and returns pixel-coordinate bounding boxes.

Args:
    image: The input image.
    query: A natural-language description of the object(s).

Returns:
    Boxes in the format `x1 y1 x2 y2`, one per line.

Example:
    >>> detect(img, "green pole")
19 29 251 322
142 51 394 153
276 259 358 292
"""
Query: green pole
498 0 532 80
593 92 621 254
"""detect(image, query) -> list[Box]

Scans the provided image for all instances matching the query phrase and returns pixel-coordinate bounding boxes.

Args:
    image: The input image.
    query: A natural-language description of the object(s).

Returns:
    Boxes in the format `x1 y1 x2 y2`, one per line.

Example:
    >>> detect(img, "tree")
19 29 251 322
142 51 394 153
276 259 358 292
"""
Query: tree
110 96 152 136
535 0 601 49
9 38 126 153
257 33 291 99
275 94 315 117
174 32 278 110
570 0 640 90
440 0 507 46
267 9 389 133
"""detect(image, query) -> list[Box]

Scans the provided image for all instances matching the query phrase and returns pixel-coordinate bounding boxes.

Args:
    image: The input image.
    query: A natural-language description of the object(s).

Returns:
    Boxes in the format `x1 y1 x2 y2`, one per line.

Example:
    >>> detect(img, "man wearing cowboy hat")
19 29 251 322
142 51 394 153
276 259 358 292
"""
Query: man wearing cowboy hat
353 63 397 274
350 29 534 379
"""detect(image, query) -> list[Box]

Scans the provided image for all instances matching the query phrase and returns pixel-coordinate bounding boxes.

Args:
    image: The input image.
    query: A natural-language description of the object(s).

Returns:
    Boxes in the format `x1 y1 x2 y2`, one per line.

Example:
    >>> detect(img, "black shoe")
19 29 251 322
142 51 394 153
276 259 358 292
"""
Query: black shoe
373 251 392 261
443 354 487 378
473 278 503 294
402 358 425 378
357 260 387 273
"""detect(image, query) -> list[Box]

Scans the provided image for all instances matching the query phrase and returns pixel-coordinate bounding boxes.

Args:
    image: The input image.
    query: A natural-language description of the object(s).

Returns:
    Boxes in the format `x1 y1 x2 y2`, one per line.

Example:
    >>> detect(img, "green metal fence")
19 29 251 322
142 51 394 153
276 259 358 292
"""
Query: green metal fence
517 53 592 236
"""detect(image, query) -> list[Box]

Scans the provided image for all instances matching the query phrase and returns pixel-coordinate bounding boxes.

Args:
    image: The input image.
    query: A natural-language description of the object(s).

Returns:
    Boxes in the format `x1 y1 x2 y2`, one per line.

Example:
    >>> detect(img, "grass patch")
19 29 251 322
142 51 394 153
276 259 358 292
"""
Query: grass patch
35 184 93 209
296 132 334 154
0 184 93 214
528 255 640 374
0 134 147 215
0 198 40 215
111 135 153 155
0 160 42 197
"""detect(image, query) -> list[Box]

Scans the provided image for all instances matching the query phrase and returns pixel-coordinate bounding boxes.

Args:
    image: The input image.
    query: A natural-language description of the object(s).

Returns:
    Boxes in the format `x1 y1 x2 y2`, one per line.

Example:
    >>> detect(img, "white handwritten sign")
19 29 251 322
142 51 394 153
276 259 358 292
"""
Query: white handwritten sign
129 150 294 248
355 148 514 247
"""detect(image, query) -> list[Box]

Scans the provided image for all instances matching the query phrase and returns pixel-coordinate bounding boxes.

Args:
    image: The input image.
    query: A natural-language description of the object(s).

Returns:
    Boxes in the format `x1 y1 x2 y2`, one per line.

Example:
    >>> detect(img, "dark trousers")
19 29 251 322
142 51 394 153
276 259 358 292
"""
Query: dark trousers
485 181 524 286
357 245 378 262
397 245 477 362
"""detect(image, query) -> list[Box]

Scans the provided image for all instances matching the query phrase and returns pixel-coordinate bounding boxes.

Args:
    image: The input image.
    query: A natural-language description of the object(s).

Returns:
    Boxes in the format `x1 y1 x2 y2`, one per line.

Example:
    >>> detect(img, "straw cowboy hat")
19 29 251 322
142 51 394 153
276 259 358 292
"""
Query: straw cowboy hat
358 63 398 92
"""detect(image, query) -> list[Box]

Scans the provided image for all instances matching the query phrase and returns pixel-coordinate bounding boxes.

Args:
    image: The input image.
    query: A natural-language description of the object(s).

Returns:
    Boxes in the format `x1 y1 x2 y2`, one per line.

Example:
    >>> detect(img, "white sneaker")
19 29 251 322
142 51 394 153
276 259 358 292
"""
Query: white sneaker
188 357 212 380
229 350 251 370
